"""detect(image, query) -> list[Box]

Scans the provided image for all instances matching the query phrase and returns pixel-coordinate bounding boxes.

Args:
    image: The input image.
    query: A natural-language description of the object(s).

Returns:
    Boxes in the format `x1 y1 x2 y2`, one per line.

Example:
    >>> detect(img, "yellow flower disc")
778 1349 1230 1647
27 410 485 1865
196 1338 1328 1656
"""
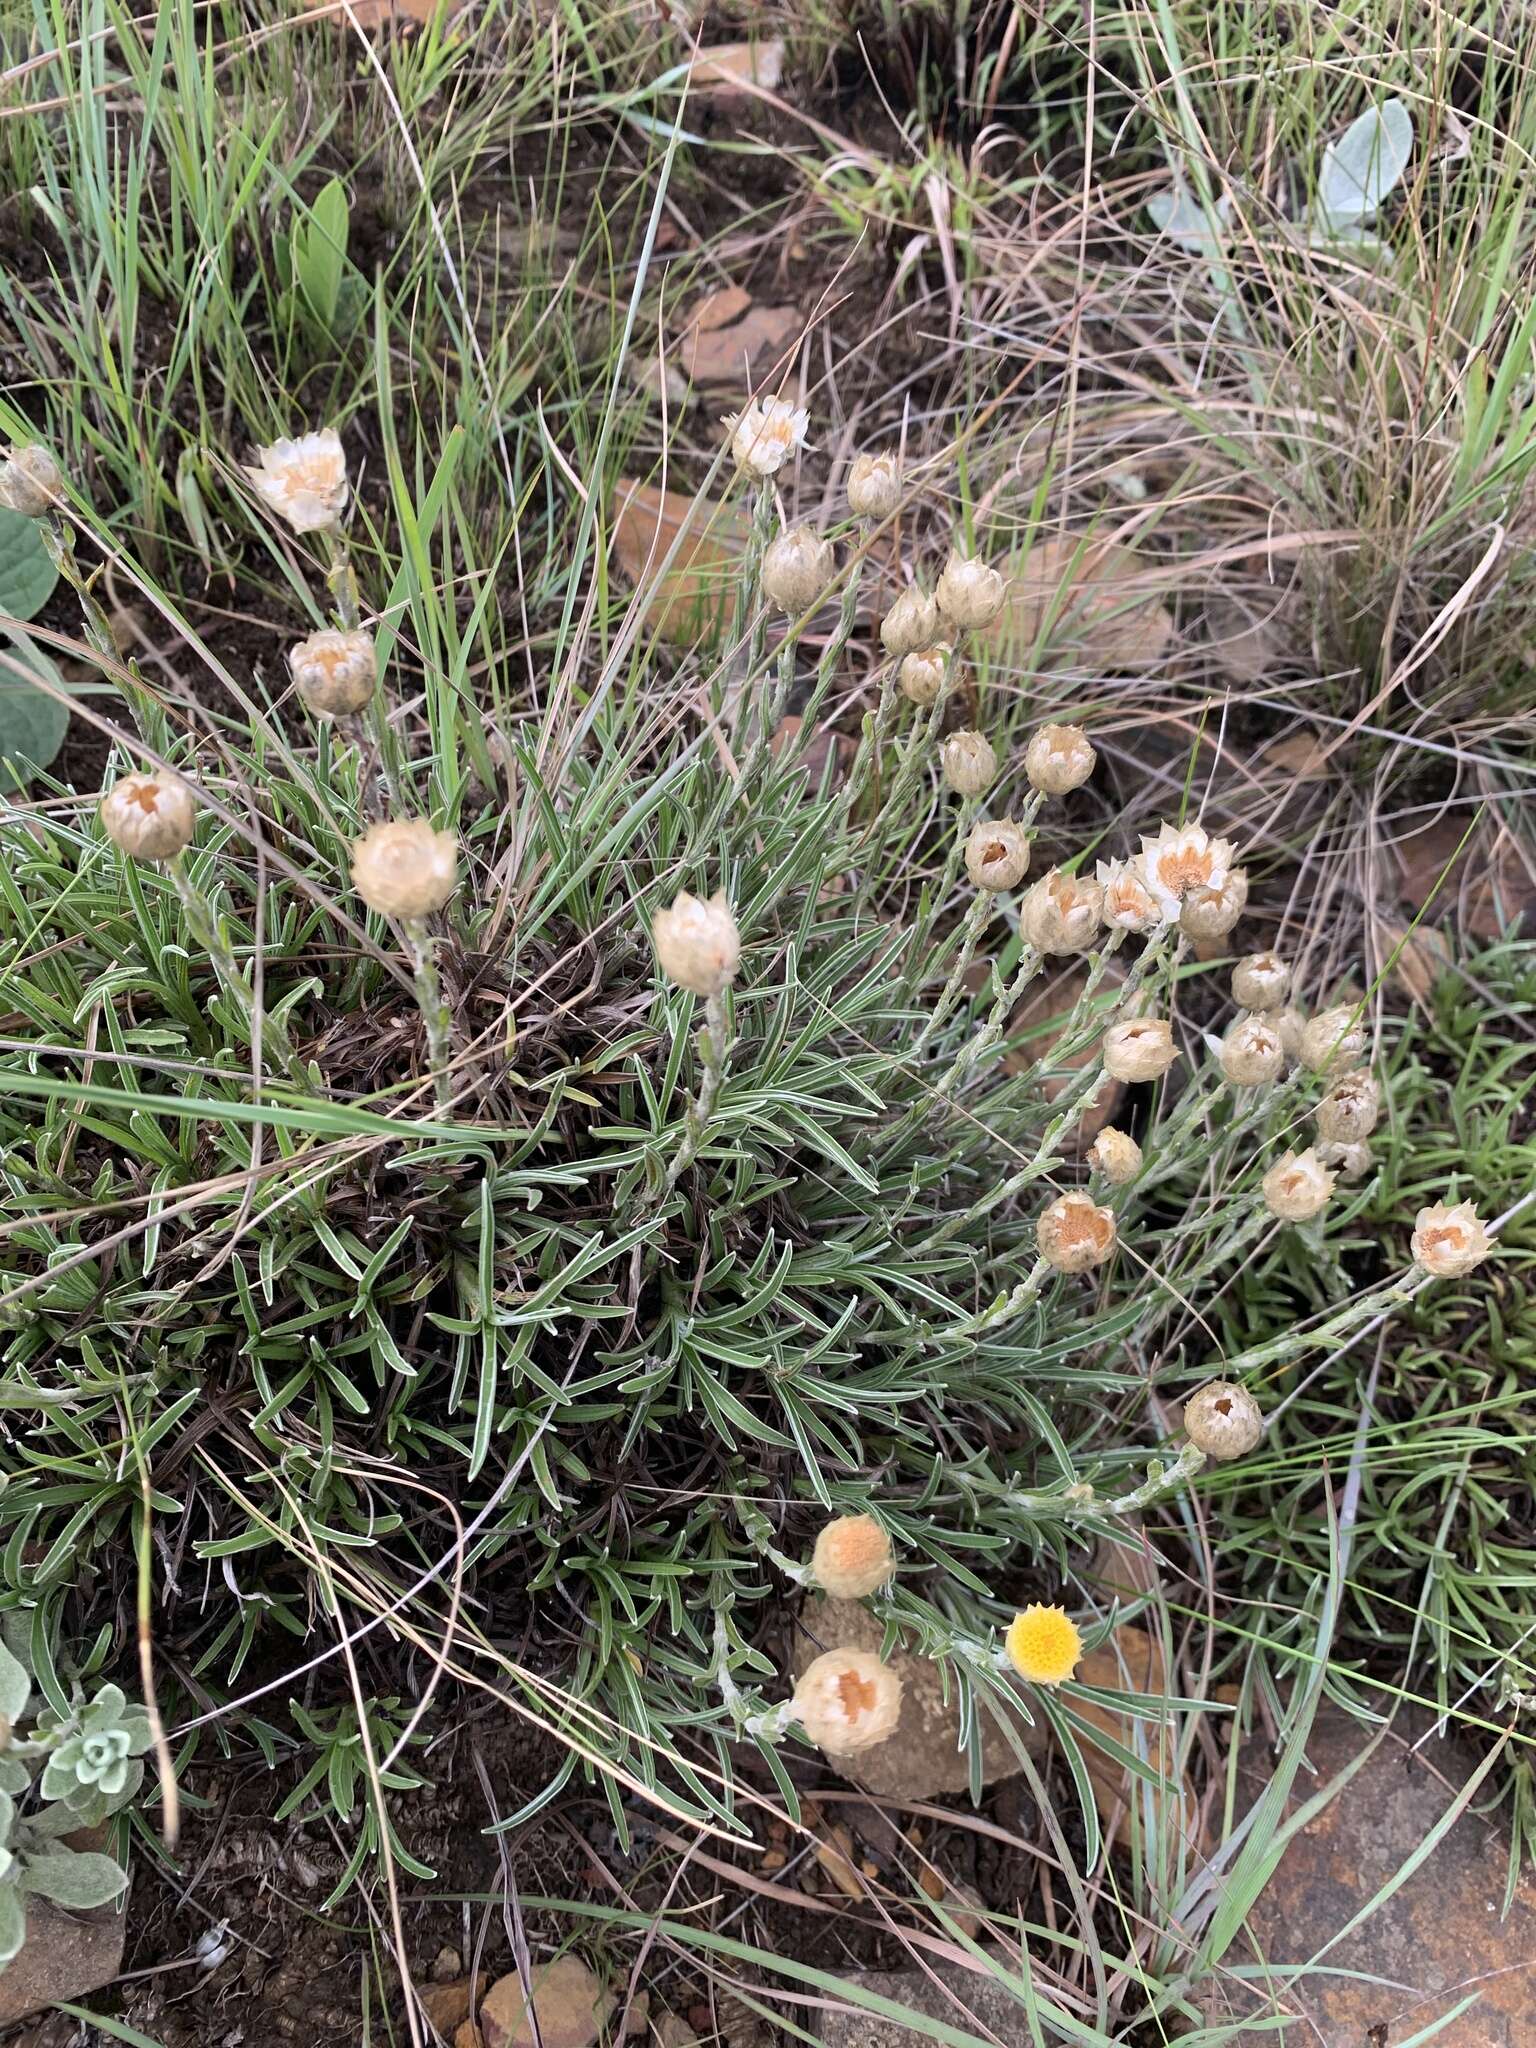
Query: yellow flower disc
1005 1604 1083 1687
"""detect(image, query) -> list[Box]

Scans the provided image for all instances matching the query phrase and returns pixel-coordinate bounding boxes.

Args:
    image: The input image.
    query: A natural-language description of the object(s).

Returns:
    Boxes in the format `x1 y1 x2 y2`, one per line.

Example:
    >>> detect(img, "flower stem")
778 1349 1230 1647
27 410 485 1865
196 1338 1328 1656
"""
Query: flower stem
664 990 732 1195
166 856 307 1088
405 920 454 1109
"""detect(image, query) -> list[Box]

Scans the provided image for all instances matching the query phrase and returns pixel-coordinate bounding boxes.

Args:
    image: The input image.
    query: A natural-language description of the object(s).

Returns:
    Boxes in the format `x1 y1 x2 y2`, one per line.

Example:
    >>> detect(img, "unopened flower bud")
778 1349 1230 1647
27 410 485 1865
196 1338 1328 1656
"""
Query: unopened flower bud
881 586 941 658
935 550 1007 631
1318 1139 1372 1181
1086 1126 1141 1184
1232 951 1290 1011
940 729 997 797
1036 1190 1116 1273
1024 724 1096 795
351 818 458 921
290 627 376 717
1182 1381 1263 1460
811 1515 894 1600
793 1649 902 1755
652 888 740 997
964 819 1030 892
1180 867 1248 940
1261 1147 1335 1222
0 443 64 518
1299 1002 1368 1075
1316 1071 1379 1144
99 772 196 862
846 450 901 520
1273 1005 1306 1058
244 428 348 533
726 395 809 478
898 645 951 706
1102 1016 1178 1083
1220 1012 1285 1086
1005 1604 1082 1686
1021 869 1102 954
1096 857 1164 934
761 525 835 614
1411 1201 1492 1279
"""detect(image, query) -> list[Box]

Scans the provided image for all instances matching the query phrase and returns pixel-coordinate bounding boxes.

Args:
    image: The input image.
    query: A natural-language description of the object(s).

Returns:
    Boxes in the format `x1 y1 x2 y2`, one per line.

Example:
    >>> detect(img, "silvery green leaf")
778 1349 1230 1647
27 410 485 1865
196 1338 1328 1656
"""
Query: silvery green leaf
1147 181 1232 250
0 1760 29 1798
19 1849 128 1910
0 1644 29 1727
1317 99 1413 228
0 1882 23 1967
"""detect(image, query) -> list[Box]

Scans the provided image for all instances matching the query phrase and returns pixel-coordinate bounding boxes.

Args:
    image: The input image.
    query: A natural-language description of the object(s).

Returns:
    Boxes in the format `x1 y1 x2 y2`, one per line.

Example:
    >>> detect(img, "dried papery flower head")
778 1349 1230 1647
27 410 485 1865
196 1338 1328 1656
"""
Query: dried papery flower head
1316 1072 1380 1145
1299 1002 1368 1076
1140 820 1238 921
1273 1005 1306 1058
289 628 376 717
899 644 951 706
1182 1381 1264 1460
940 729 997 797
1086 1126 1142 1185
1220 1012 1286 1086
811 1515 895 1600
845 450 901 520
1102 1017 1178 1084
1005 1604 1083 1687
1021 869 1103 954
964 819 1030 893
1318 1138 1373 1181
1411 1200 1492 1280
1261 1147 1336 1222
1096 856 1165 935
761 524 835 614
1232 951 1290 1011
1036 1190 1116 1274
352 818 459 921
652 889 740 998
99 772 195 862
880 586 942 658
793 1649 903 1756
0 443 64 518
935 549 1007 631
1025 723 1097 796
1181 866 1249 941
725 394 809 478
243 428 348 533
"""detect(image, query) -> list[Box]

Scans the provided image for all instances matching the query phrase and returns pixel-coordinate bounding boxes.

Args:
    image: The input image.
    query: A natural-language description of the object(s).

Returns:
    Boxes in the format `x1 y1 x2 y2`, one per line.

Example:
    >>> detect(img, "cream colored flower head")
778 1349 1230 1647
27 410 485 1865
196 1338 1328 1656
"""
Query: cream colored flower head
1036 1190 1116 1273
1220 1012 1285 1086
1318 1138 1372 1181
793 1649 902 1756
1022 868 1103 954
811 1515 895 1600
1299 1002 1368 1076
99 771 195 862
880 586 941 658
940 729 997 798
1139 820 1238 921
725 395 808 478
652 888 740 997
290 627 376 717
244 428 348 534
1261 1147 1335 1223
1096 856 1166 934
1273 1005 1306 1058
0 443 64 518
351 818 458 922
1181 866 1248 941
964 819 1030 893
846 450 901 520
1102 1016 1178 1083
898 645 951 706
1025 724 1096 796
1316 1072 1380 1145
1086 1125 1141 1185
761 524 835 614
1182 1381 1263 1460
1232 951 1290 1011
1411 1200 1492 1280
935 549 1007 631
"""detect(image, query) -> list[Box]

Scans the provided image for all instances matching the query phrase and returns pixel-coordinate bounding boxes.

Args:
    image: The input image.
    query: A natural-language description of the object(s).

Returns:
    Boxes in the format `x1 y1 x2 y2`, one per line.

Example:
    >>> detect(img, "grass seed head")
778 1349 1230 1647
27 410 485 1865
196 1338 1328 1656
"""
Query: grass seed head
793 1649 902 1756
351 819 458 922
290 627 377 717
964 819 1030 893
1024 723 1096 795
99 771 195 861
652 888 740 997
1262 1147 1336 1222
1182 1380 1264 1460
